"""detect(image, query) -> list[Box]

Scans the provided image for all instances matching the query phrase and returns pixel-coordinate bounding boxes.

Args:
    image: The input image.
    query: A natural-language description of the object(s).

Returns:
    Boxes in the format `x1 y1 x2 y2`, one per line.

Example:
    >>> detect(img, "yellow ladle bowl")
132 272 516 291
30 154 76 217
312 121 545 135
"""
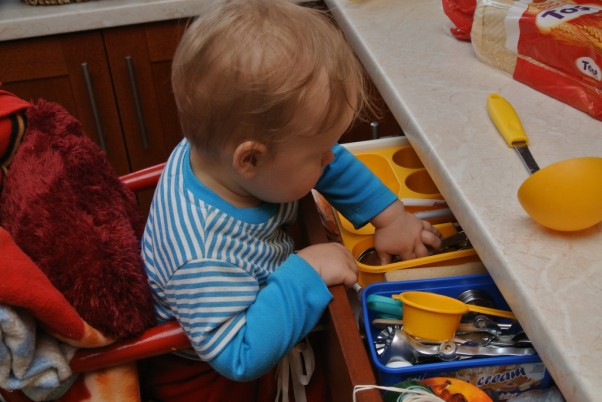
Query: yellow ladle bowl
488 94 602 232
518 157 602 231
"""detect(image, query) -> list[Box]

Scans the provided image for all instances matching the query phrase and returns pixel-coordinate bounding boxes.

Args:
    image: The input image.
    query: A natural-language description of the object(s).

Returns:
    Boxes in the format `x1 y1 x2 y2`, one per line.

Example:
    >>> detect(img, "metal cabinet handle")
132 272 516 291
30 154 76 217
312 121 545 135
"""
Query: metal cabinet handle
81 62 107 151
125 56 149 149
370 121 380 139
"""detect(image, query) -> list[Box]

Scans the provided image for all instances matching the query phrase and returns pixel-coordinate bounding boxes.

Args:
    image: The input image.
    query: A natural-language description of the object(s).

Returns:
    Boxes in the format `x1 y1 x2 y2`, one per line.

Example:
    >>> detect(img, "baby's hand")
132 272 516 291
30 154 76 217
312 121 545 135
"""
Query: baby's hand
296 243 358 287
371 201 441 263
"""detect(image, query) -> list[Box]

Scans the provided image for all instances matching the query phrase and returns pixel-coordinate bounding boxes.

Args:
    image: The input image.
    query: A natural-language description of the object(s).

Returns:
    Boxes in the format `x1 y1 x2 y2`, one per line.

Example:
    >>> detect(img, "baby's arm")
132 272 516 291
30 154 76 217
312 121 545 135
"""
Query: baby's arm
316 144 440 262
167 253 346 382
207 254 332 381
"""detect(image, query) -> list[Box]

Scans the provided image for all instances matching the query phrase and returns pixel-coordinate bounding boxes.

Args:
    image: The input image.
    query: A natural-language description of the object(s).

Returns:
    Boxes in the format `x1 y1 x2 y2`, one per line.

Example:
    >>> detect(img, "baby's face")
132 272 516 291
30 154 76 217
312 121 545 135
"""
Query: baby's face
254 125 344 203
242 108 355 204
237 71 359 204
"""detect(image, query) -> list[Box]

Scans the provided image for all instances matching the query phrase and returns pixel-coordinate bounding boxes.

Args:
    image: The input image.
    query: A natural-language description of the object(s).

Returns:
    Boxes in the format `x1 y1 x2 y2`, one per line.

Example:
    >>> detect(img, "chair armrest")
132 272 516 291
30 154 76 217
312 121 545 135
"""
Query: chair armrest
119 163 166 192
70 321 190 372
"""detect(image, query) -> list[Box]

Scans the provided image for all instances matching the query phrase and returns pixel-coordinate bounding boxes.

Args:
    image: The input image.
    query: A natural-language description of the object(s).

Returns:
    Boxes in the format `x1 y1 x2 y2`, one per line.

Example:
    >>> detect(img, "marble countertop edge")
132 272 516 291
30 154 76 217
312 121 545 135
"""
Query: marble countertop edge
0 0 310 41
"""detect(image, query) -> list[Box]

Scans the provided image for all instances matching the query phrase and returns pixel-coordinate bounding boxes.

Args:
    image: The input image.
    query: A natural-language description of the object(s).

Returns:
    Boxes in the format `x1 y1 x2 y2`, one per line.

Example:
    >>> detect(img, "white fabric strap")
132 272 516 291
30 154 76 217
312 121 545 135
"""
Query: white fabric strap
275 355 290 402
275 338 315 402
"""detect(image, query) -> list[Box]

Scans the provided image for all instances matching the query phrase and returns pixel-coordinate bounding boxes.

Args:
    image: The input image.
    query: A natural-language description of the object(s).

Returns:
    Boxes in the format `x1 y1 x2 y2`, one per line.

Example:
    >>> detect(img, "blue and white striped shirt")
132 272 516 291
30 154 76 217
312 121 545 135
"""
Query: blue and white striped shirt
142 139 396 380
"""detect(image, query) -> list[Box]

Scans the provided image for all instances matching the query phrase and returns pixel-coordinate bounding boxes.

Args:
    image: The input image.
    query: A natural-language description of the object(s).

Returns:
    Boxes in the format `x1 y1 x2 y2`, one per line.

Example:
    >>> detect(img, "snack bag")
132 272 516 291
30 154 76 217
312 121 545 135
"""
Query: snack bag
384 378 493 402
471 0 602 120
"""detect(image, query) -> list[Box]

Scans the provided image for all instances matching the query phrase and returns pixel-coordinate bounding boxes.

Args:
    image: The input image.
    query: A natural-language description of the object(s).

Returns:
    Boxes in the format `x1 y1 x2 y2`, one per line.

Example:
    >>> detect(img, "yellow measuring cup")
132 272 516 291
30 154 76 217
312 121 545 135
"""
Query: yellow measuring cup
393 291 515 341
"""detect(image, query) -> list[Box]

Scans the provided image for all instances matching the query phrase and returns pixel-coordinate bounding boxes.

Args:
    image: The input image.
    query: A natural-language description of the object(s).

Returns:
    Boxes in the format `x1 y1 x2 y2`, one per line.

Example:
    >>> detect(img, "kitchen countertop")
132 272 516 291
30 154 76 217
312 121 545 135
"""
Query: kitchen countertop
0 0 210 41
323 0 601 401
0 0 308 41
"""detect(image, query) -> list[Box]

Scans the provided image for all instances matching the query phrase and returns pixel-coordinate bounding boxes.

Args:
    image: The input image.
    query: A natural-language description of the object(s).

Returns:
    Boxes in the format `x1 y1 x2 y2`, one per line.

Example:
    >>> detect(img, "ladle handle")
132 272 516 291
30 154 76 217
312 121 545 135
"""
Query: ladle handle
487 94 529 147
466 304 515 320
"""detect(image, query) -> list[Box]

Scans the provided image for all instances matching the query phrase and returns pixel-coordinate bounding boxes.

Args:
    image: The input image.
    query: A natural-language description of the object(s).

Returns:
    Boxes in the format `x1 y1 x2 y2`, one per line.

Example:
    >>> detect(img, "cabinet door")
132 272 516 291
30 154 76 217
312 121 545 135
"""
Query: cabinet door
103 20 189 172
0 31 130 175
103 20 189 215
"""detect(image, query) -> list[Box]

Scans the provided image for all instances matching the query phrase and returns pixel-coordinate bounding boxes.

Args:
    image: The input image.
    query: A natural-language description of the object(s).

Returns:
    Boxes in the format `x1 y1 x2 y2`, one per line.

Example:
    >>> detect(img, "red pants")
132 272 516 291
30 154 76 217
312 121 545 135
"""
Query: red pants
139 354 277 402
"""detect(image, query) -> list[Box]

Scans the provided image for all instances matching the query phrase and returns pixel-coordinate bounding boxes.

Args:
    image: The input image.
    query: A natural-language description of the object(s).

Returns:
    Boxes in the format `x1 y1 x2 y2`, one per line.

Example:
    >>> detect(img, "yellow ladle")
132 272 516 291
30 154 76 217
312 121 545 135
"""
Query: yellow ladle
487 94 602 232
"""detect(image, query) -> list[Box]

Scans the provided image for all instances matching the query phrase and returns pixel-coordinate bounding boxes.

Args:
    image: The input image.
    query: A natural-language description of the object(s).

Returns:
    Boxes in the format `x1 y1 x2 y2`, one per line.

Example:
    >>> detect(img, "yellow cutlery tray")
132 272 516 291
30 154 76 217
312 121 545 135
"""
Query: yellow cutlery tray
333 140 478 286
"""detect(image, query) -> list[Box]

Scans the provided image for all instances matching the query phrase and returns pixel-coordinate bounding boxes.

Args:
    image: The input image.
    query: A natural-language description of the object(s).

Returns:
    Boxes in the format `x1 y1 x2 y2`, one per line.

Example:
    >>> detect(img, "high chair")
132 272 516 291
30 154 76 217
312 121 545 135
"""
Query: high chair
0 91 378 402
0 161 336 402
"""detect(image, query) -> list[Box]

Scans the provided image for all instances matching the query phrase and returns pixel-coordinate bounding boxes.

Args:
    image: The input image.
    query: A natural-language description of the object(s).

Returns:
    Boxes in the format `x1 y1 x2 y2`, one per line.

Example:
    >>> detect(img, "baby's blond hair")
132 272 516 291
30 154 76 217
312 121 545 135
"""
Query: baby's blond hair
171 0 372 155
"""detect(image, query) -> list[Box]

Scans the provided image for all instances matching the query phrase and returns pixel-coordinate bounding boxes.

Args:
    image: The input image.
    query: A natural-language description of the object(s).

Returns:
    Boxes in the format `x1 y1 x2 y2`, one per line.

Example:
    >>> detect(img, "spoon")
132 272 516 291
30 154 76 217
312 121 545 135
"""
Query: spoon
487 93 602 231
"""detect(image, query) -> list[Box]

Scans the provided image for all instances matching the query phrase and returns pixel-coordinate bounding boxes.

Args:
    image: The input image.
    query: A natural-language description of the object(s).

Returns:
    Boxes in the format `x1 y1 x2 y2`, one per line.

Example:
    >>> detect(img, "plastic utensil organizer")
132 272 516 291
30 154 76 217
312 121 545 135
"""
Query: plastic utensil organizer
362 274 553 400
336 137 478 286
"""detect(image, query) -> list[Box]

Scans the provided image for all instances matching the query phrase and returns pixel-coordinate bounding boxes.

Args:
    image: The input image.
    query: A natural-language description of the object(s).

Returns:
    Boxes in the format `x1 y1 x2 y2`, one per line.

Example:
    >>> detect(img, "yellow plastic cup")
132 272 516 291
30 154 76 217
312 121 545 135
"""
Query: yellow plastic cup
393 291 515 341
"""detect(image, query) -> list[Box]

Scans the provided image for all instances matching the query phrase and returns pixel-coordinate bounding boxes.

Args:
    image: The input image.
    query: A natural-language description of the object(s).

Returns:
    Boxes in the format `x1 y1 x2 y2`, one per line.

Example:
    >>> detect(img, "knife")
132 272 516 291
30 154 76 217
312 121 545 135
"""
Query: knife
487 93 540 175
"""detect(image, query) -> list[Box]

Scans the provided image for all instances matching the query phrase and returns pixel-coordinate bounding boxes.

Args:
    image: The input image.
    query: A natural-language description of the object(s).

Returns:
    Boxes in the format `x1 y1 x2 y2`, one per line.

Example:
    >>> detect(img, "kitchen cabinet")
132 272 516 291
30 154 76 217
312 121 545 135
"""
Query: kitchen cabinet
0 19 188 213
0 30 130 174
0 20 399 214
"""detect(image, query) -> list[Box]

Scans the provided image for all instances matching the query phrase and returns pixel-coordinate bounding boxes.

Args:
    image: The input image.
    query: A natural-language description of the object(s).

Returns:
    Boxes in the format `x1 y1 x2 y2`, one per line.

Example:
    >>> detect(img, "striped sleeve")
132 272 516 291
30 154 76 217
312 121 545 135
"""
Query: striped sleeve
165 259 258 361
209 254 332 381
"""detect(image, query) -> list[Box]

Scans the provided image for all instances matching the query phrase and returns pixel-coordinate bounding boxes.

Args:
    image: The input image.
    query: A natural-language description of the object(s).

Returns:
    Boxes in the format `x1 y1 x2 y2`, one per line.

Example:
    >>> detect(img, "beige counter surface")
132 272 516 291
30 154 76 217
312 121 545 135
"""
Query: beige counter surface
0 0 213 41
323 0 601 401
0 0 307 41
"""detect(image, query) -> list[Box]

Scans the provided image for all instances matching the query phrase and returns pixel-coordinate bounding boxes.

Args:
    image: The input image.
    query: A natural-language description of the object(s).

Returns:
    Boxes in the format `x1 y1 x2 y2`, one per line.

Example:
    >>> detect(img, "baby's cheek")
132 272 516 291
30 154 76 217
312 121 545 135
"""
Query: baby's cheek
309 169 324 188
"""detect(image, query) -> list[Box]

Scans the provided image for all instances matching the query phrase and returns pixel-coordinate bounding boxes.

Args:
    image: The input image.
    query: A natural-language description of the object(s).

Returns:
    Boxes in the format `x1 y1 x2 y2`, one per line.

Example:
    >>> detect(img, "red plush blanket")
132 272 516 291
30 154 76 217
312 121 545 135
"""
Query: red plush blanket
0 94 159 401
0 98 155 339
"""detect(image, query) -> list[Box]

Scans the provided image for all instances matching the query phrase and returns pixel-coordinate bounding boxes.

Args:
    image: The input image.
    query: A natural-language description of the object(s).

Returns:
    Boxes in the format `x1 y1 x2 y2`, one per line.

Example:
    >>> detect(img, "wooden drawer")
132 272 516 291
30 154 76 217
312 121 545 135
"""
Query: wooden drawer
298 197 382 402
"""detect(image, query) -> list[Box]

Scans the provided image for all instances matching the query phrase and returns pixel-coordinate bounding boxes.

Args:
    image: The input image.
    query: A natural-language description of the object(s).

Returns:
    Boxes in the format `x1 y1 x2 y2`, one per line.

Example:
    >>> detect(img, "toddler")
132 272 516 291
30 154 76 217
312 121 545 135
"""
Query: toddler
141 0 441 400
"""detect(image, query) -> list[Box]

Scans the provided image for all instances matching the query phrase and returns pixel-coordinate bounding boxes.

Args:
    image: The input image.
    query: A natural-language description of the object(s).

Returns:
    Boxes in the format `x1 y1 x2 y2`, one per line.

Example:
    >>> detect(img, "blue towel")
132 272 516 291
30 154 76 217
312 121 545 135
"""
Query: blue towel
0 304 77 401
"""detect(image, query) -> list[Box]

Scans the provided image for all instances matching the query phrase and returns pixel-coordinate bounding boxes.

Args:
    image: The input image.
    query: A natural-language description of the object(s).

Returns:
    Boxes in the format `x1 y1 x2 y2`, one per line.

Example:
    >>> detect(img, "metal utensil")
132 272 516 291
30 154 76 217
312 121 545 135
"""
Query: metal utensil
454 330 532 347
376 327 535 366
357 231 472 266
456 315 530 346
457 315 513 337
357 248 400 266
428 231 472 255
457 289 495 309
414 208 454 222
374 325 417 365
487 93 539 175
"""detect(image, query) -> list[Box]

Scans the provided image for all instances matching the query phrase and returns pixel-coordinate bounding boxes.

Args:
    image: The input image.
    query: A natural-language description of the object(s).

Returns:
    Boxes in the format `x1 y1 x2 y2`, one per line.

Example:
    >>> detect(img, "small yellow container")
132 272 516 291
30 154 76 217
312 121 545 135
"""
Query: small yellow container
393 291 515 341
394 291 465 341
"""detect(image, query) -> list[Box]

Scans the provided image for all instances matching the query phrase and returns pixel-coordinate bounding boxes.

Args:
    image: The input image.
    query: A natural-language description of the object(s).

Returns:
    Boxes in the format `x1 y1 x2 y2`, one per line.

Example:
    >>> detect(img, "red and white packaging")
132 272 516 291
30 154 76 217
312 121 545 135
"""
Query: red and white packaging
446 0 602 120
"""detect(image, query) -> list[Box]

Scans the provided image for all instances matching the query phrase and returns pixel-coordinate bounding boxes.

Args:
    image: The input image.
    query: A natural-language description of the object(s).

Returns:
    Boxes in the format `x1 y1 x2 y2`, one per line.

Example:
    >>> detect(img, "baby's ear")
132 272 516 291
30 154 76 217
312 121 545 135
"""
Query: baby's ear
232 140 268 176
